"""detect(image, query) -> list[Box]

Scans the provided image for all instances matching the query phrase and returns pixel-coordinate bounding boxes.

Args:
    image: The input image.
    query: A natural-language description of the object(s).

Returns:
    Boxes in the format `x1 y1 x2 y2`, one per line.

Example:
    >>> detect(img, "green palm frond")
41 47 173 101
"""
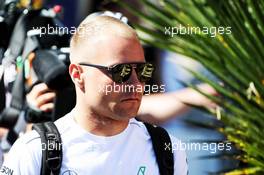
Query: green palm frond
112 0 264 174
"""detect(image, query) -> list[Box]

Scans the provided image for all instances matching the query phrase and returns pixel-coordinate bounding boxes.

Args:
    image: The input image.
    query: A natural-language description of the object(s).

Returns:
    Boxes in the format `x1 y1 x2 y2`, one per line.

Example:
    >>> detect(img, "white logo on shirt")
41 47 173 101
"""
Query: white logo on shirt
0 166 14 175
137 166 146 175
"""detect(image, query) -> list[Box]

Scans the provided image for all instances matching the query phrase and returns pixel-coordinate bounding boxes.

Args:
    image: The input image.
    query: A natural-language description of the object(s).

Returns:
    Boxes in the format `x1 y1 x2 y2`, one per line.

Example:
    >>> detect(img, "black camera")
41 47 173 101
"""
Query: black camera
25 48 76 123
0 5 75 128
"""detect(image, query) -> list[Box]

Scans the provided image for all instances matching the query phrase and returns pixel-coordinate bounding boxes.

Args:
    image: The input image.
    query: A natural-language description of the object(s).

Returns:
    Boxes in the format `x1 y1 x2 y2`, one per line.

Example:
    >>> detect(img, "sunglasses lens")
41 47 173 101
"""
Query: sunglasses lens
112 64 132 83
136 63 155 82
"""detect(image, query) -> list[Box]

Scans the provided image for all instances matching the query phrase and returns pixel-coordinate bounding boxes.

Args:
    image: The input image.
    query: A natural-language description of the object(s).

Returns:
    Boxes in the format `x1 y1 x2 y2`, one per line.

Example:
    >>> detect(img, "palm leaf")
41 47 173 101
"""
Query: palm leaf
112 0 264 174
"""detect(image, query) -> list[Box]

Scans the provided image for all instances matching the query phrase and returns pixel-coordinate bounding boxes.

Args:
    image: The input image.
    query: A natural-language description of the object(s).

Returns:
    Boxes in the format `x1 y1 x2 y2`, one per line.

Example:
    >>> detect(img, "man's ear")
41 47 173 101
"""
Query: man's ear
69 64 84 90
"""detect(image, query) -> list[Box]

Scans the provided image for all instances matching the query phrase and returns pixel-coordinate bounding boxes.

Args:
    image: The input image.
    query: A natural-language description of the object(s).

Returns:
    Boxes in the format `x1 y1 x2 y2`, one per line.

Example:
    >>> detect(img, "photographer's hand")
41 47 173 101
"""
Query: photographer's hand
26 83 56 112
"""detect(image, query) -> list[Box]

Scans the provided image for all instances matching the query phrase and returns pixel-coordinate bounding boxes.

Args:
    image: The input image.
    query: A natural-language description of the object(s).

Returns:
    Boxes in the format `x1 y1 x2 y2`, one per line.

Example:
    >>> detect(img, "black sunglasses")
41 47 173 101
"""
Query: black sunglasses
78 62 155 83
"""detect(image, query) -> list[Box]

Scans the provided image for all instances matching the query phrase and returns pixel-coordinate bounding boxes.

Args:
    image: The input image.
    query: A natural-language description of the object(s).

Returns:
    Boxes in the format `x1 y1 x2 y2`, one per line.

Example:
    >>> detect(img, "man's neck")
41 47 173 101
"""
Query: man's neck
73 107 129 137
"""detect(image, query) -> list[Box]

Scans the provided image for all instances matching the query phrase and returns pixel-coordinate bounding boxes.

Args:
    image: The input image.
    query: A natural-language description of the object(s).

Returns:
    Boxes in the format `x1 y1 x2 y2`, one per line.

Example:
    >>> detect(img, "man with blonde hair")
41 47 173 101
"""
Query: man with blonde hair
0 12 188 175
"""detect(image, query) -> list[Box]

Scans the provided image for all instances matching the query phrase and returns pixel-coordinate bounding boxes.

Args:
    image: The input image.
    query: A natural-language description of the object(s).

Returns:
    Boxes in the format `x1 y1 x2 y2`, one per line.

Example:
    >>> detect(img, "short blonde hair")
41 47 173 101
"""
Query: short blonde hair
70 16 138 63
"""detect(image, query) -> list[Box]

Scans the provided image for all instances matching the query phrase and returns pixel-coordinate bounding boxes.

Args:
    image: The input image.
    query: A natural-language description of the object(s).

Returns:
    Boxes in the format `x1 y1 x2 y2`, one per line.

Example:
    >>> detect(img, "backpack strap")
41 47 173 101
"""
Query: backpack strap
33 122 62 175
0 64 25 129
144 122 174 175
32 121 173 175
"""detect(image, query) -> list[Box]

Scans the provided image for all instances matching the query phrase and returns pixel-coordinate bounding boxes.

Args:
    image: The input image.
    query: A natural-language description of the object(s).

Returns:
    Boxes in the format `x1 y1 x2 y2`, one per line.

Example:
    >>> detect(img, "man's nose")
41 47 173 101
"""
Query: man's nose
127 69 142 85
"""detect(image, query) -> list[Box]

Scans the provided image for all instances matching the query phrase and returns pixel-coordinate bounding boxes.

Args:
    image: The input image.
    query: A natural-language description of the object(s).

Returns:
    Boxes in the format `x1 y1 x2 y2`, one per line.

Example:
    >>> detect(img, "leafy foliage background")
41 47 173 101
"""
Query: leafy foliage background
114 0 264 174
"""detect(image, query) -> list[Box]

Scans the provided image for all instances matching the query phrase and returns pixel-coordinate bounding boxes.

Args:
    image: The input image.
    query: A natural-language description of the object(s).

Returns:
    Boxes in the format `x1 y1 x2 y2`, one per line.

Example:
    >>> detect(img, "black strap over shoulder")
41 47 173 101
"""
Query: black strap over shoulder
33 122 62 175
144 122 174 175
33 121 173 175
0 64 25 129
